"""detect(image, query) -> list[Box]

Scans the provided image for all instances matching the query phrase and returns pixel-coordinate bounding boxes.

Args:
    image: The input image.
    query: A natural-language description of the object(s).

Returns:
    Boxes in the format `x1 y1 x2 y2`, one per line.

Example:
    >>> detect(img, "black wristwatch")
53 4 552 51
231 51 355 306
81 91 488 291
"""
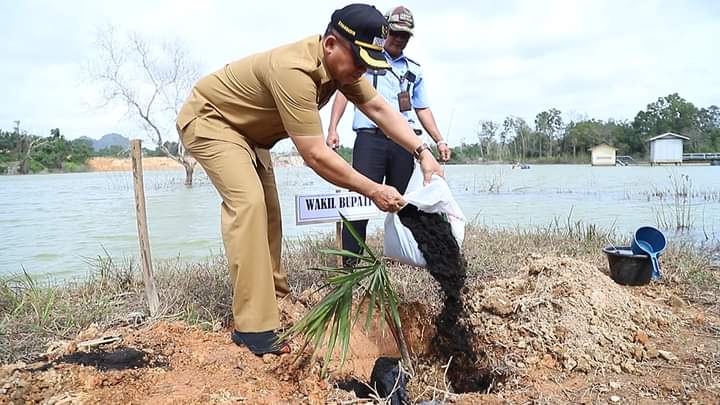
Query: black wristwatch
413 143 430 160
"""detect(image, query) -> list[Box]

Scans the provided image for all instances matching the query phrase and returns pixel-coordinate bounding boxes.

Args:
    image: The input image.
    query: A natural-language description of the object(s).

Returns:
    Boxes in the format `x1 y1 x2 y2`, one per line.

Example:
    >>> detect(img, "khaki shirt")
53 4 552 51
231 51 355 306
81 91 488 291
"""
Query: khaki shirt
177 35 377 148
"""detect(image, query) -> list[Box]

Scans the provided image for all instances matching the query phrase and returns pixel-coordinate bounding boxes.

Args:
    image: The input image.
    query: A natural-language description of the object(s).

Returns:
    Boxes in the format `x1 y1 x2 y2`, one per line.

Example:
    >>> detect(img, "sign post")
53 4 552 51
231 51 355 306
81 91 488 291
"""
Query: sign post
295 191 379 225
295 190 380 267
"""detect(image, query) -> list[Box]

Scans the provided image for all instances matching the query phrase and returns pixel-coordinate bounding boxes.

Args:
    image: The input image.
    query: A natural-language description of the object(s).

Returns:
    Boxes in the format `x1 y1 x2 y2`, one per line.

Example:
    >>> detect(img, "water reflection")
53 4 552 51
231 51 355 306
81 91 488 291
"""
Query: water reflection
1 164 718 278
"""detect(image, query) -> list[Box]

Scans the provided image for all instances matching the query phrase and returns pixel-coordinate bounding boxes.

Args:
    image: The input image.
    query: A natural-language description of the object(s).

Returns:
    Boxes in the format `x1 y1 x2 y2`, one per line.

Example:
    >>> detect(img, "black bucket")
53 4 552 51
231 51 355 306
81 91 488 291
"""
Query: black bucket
602 246 652 286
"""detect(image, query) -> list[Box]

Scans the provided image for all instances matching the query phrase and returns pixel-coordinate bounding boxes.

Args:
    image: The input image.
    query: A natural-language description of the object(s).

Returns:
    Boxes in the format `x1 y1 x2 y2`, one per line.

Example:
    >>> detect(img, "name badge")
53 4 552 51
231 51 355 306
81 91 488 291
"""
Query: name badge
398 91 411 112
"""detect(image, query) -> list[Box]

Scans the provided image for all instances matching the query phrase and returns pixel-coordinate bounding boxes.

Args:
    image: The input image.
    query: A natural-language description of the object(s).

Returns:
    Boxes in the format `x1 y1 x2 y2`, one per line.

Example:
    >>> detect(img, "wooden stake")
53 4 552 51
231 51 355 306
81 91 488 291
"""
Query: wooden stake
335 189 343 268
130 139 160 316
335 221 343 268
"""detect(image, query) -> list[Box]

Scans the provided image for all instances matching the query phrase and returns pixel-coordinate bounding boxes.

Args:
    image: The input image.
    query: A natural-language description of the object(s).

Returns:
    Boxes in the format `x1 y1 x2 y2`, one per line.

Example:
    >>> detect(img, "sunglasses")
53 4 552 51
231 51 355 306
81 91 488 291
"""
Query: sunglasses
389 30 411 39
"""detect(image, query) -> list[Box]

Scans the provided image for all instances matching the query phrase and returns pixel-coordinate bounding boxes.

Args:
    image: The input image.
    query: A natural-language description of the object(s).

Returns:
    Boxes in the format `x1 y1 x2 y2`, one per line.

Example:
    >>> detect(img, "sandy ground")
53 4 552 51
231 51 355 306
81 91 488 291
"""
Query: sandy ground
2 256 719 404
86 157 183 172
86 155 305 172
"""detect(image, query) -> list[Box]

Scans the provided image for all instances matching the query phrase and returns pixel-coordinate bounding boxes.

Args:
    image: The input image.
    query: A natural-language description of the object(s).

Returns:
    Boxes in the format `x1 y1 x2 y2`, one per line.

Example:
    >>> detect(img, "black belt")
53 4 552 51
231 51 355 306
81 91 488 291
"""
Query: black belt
357 128 389 139
357 127 383 135
356 128 424 137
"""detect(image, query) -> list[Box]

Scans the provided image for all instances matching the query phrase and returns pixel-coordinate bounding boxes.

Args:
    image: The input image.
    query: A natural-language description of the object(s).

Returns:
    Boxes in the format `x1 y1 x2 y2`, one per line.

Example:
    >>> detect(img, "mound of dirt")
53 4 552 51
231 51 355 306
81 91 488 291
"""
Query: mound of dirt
1 255 716 404
465 255 679 374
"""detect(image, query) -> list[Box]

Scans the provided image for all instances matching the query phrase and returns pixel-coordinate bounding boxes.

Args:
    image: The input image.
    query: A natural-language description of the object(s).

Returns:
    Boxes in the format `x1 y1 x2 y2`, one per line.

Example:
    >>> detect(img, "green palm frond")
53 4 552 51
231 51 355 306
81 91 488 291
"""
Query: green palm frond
281 214 410 376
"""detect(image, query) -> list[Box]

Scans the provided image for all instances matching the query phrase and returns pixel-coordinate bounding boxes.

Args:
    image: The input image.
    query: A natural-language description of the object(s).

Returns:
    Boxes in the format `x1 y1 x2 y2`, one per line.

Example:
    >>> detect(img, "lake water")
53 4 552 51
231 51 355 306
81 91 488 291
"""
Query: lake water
1 164 718 279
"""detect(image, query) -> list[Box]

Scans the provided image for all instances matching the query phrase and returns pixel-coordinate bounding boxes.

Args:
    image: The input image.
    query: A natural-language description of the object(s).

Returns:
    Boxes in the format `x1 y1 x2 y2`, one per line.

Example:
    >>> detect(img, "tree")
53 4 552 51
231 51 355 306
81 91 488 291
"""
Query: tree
33 129 66 170
503 116 531 161
632 93 698 138
564 119 608 156
87 26 200 185
17 136 48 174
497 123 509 160
17 128 92 172
695 106 720 152
535 108 563 158
477 120 498 159
335 145 353 163
10 121 49 174
68 138 93 164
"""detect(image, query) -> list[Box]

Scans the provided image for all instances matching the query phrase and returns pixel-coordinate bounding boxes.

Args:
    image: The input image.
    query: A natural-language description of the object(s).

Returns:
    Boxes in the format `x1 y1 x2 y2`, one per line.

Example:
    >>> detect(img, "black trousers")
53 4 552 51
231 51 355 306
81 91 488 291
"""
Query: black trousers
342 129 414 263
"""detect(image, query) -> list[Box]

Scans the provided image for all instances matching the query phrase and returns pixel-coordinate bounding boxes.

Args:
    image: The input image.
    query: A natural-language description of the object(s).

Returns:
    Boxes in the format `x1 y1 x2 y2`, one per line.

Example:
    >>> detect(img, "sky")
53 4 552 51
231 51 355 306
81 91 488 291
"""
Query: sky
1 0 719 150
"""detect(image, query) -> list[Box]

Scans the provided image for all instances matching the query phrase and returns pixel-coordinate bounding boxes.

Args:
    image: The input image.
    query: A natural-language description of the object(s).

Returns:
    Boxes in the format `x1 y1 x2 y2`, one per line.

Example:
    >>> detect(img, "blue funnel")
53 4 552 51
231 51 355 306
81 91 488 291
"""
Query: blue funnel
631 226 667 280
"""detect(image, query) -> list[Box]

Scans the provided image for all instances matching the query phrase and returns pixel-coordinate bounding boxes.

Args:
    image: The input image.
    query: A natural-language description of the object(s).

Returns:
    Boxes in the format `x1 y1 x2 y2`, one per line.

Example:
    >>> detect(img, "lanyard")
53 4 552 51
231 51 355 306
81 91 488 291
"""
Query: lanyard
388 67 412 92
388 68 404 85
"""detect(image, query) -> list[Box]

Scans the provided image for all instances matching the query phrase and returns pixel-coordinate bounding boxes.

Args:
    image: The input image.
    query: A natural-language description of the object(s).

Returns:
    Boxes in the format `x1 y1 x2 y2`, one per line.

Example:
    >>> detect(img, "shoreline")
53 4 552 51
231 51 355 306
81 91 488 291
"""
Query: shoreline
74 155 308 172
3 156 715 175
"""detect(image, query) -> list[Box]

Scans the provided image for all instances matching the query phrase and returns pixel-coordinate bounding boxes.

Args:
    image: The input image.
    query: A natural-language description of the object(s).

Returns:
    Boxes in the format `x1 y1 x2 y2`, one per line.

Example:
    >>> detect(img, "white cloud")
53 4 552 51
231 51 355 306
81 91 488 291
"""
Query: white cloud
1 0 718 149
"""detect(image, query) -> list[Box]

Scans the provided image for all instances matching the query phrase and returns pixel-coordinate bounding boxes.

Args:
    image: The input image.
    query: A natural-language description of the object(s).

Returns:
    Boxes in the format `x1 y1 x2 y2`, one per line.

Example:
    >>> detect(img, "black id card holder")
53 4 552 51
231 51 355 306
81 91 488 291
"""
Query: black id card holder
397 70 415 112
398 91 411 112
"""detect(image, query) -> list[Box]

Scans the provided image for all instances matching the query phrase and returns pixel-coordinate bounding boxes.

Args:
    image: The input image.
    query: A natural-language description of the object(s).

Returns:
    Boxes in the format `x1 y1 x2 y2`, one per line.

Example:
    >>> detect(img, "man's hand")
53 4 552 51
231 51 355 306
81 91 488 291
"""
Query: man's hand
291 133 405 212
418 149 444 185
369 184 406 212
326 128 340 150
437 142 452 161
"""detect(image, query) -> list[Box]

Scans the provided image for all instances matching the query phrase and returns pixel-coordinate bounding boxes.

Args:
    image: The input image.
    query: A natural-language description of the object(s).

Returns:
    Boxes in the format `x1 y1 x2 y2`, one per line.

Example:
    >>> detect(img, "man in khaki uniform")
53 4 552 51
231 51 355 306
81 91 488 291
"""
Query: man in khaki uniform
176 3 443 355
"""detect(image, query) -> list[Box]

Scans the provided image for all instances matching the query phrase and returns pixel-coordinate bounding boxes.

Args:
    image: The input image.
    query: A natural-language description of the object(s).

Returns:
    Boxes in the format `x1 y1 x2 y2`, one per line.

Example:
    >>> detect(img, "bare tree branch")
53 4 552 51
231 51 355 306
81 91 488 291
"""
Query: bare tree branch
17 135 49 174
86 26 200 185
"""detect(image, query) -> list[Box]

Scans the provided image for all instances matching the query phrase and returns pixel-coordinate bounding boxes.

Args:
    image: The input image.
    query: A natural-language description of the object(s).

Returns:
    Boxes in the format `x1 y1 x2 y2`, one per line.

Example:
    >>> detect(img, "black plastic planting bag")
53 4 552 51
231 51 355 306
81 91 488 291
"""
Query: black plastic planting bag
369 357 409 405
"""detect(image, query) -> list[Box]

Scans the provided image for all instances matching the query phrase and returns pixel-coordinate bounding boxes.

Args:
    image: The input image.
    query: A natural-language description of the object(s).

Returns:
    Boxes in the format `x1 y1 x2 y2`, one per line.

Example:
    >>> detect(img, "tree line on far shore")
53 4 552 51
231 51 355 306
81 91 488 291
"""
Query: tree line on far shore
0 127 178 175
446 93 720 164
3 92 718 174
315 93 720 165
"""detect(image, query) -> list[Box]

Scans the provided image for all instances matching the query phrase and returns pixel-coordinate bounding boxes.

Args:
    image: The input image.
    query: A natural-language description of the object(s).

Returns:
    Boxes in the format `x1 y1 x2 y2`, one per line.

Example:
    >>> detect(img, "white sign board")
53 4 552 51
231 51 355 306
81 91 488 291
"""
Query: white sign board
295 192 379 225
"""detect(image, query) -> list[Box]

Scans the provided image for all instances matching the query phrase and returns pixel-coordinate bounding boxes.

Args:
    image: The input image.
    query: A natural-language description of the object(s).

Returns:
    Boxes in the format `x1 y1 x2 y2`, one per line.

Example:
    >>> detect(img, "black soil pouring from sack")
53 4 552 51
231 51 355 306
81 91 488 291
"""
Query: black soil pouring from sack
397 204 493 393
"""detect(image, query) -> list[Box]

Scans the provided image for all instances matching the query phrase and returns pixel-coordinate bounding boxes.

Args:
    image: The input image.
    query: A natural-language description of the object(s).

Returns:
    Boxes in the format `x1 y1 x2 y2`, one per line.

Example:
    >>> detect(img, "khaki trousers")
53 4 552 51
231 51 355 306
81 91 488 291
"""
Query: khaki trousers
178 117 290 333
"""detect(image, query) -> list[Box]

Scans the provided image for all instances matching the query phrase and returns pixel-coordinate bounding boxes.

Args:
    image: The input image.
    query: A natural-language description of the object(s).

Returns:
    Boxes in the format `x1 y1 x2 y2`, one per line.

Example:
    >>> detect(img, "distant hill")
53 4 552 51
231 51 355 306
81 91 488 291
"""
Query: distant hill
95 133 130 150
79 133 130 151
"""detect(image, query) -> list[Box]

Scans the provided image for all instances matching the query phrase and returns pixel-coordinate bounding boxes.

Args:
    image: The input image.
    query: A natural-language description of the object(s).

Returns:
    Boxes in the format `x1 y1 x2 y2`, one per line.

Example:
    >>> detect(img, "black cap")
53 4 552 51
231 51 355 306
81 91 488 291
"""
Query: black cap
329 4 390 69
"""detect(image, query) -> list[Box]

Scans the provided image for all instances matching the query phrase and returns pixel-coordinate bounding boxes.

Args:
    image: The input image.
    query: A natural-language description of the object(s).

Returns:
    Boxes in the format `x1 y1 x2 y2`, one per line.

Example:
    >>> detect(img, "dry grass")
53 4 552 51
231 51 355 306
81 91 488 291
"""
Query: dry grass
0 259 137 362
1 222 717 364
282 233 340 294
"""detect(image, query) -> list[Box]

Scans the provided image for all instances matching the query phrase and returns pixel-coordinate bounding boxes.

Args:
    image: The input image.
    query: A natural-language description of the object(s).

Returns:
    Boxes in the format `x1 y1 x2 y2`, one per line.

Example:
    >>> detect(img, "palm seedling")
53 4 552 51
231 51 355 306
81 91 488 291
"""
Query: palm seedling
281 215 413 376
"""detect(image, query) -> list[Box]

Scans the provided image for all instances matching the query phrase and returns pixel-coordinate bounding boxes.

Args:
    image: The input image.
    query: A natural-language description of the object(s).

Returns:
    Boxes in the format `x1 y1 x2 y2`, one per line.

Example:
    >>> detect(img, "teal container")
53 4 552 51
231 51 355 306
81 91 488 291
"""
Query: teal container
631 226 666 279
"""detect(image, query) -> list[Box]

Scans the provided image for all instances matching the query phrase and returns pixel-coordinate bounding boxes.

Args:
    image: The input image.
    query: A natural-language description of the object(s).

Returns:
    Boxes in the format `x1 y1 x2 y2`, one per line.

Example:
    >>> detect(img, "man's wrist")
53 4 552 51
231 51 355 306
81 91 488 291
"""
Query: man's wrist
413 143 431 160
419 148 433 161
354 178 376 198
436 140 447 146
366 183 383 199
